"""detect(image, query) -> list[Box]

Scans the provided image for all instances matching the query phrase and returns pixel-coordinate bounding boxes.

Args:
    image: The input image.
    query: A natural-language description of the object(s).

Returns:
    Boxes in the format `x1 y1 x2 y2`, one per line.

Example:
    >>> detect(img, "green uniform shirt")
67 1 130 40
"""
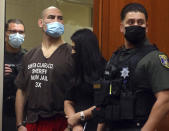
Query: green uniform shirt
137 50 169 93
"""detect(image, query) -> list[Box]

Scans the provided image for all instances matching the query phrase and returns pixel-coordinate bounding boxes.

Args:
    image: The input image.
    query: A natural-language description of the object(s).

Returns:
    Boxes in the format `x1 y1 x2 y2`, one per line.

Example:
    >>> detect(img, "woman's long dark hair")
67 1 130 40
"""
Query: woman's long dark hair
71 28 106 86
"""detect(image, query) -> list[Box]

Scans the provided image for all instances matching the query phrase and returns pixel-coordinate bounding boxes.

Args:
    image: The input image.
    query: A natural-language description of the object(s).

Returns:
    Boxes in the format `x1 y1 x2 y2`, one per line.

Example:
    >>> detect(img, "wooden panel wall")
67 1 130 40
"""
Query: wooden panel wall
93 0 169 60
93 0 169 130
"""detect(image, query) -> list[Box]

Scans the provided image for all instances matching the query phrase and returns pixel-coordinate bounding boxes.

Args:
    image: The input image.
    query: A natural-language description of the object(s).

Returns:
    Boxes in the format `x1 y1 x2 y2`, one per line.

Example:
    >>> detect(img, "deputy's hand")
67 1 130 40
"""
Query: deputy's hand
72 124 83 131
4 64 12 76
18 125 27 131
67 112 80 127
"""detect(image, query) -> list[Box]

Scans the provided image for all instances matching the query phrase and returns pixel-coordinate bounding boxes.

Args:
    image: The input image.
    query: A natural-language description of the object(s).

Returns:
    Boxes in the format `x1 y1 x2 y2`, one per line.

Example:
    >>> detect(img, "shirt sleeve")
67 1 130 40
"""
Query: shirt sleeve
64 86 76 101
14 55 27 91
143 51 169 93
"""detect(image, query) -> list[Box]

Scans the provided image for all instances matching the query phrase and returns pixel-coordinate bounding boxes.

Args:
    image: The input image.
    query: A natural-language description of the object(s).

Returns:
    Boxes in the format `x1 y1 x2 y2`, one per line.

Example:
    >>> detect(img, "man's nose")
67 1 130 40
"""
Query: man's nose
134 22 138 26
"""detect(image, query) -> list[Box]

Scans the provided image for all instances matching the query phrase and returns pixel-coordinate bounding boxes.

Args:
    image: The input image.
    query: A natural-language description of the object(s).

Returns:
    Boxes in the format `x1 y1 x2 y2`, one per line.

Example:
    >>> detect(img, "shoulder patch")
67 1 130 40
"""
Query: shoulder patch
159 54 169 68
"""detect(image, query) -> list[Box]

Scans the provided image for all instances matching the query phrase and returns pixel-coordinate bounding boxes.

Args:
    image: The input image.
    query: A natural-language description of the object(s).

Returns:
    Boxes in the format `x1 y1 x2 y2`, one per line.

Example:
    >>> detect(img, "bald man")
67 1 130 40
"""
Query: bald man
15 6 74 131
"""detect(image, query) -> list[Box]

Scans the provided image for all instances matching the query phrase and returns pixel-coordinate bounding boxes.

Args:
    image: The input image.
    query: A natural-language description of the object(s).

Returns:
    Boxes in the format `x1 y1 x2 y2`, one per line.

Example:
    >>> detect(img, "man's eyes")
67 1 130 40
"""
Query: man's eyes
8 30 24 34
47 15 63 20
127 19 145 25
137 20 145 25
57 16 63 20
128 20 135 25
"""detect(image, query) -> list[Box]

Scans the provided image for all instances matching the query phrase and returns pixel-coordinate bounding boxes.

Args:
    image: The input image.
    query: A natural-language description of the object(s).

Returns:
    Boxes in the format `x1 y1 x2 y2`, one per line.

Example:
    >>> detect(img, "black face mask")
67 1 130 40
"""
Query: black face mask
125 26 146 45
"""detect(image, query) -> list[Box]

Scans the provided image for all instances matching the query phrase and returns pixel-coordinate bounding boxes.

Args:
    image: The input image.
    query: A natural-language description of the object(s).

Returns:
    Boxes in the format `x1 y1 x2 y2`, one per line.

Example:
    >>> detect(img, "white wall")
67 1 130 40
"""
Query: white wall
0 0 5 129
6 0 93 50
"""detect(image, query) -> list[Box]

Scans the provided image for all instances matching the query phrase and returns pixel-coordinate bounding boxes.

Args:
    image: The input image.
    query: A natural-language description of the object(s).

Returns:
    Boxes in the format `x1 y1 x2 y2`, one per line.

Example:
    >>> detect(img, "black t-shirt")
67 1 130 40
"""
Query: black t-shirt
66 82 94 112
15 43 74 123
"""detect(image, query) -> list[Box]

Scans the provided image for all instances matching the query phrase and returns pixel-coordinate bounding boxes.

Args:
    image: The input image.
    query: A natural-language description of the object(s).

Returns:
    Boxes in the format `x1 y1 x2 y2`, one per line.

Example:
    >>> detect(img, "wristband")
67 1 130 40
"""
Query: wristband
16 122 25 129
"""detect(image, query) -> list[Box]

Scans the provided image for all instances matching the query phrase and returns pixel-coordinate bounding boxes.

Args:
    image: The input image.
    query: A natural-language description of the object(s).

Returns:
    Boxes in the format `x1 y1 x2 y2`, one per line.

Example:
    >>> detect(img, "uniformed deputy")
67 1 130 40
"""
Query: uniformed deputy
93 3 169 131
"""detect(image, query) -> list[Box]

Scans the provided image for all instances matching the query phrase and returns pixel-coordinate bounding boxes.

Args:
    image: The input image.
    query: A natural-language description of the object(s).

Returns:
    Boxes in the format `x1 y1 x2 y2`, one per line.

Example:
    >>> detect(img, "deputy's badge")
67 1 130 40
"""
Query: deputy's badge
120 67 130 79
159 55 169 68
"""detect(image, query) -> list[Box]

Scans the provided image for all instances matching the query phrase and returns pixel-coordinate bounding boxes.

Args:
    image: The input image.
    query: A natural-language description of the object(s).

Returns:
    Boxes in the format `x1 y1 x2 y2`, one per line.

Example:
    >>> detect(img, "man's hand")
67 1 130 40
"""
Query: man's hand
18 125 27 131
72 124 83 131
67 112 80 127
4 64 12 75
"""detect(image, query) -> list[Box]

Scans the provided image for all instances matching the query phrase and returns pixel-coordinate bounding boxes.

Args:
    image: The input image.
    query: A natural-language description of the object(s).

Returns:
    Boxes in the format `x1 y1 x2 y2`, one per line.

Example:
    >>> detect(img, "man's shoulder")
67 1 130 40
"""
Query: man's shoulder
143 50 167 61
138 50 169 68
61 43 72 52
23 46 41 58
21 48 28 54
149 50 169 68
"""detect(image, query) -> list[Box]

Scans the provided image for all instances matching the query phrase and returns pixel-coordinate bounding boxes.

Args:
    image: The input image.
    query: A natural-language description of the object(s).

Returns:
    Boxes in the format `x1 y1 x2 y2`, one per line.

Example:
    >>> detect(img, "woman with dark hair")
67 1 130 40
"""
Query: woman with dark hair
64 28 106 131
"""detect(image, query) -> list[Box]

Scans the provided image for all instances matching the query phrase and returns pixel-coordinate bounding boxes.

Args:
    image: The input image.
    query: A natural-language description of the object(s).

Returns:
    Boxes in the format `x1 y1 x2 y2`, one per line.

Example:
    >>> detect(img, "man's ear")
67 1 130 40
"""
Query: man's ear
38 19 43 28
120 23 125 33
